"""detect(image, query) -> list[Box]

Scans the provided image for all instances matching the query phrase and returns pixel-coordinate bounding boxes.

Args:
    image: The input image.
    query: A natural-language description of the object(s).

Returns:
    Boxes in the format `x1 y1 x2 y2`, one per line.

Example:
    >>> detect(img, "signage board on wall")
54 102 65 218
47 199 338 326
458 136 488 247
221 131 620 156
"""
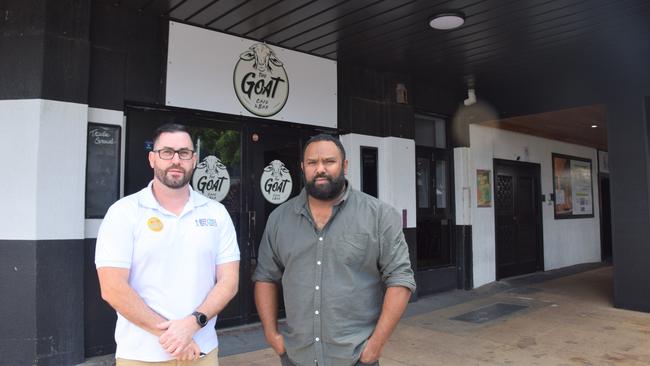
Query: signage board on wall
260 160 293 204
552 153 594 219
166 21 337 128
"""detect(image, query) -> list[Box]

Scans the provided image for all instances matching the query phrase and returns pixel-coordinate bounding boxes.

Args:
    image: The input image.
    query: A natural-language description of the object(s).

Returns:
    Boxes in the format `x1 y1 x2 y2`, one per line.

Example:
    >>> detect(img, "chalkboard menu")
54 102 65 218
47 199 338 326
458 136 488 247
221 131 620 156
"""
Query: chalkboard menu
85 123 121 218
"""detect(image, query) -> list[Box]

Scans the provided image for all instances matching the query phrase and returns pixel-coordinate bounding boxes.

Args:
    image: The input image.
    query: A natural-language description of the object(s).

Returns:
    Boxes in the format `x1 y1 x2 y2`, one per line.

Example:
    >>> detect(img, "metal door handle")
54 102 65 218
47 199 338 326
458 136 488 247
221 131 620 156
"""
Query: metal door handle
248 211 257 259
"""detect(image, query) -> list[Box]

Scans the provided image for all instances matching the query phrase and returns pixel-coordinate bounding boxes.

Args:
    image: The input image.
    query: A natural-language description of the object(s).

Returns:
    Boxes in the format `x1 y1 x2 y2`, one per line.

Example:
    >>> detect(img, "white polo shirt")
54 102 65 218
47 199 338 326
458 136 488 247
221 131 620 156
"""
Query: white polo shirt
95 181 240 362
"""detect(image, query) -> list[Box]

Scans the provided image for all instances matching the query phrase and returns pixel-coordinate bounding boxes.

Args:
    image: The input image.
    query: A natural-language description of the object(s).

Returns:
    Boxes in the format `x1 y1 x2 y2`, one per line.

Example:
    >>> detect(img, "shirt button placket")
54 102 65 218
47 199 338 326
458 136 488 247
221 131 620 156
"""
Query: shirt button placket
314 235 325 365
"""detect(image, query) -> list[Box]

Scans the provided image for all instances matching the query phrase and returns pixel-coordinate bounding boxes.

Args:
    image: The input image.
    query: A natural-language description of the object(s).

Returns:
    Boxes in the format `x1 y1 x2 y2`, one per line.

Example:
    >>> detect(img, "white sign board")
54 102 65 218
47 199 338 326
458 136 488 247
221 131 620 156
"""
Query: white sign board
192 155 230 202
166 21 337 128
260 160 293 205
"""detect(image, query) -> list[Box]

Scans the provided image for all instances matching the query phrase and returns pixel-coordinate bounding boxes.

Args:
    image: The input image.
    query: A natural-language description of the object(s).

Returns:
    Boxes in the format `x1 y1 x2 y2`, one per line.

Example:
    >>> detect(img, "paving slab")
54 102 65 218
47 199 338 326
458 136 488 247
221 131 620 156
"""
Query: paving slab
80 264 650 366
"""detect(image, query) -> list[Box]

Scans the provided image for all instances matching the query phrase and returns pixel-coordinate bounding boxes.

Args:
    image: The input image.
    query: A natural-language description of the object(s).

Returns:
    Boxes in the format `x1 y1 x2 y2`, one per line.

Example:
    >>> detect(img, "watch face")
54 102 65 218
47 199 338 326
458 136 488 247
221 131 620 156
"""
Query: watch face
193 311 208 327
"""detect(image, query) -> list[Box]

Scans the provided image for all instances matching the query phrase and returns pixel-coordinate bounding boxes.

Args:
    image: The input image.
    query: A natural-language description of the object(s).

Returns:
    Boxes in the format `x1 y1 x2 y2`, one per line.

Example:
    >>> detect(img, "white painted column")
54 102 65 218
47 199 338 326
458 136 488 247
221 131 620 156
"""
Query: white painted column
0 99 88 240
340 133 416 227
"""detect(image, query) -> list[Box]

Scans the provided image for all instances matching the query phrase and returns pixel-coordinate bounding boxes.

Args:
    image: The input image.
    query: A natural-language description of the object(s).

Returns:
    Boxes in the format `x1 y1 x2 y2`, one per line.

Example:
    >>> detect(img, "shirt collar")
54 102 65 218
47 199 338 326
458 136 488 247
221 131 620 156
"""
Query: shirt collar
138 180 210 213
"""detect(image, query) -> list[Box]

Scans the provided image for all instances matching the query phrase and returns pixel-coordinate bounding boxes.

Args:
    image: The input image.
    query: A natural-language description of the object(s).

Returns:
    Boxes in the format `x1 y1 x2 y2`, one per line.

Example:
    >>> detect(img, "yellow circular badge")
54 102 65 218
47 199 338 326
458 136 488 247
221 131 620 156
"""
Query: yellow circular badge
147 217 163 232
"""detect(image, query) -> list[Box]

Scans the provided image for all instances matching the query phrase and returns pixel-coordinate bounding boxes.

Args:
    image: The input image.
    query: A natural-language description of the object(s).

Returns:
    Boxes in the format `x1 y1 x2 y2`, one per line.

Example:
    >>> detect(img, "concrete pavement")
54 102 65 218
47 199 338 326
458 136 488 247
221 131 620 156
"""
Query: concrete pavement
80 264 650 365
220 265 650 365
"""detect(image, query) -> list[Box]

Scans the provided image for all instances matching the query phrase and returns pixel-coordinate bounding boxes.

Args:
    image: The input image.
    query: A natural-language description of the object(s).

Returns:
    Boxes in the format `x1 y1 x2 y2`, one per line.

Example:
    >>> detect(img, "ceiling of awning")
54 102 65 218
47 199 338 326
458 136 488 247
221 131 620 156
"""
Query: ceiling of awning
127 0 650 149
479 105 607 150
134 0 649 79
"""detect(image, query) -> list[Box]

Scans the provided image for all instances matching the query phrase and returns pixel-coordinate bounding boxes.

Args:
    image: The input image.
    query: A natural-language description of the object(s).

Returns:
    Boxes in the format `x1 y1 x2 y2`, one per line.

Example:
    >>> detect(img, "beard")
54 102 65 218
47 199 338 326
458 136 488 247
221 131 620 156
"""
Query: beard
305 170 346 200
154 163 193 189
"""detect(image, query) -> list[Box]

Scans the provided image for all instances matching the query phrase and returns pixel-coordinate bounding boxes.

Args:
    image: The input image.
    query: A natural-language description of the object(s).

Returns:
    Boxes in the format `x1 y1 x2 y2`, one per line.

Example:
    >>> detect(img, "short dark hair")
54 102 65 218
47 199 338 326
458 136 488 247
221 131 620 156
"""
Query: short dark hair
152 123 193 148
302 133 346 161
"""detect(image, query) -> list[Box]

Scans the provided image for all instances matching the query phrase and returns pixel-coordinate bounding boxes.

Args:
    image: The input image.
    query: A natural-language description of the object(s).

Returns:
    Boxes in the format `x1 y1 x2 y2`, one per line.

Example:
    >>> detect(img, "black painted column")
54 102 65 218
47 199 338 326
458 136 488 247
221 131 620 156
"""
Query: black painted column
607 96 650 312
0 0 91 365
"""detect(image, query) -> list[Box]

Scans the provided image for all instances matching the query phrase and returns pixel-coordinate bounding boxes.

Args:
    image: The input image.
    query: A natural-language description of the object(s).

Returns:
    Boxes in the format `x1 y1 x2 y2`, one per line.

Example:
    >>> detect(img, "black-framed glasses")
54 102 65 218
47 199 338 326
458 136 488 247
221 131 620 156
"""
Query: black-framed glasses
152 148 195 160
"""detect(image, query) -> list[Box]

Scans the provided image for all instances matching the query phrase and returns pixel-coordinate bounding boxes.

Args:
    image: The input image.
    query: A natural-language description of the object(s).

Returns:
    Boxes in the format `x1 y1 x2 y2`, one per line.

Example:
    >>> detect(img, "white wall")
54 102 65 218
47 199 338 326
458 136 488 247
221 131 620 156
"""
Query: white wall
454 147 472 225
470 124 601 287
166 21 337 128
1 99 87 240
340 134 416 228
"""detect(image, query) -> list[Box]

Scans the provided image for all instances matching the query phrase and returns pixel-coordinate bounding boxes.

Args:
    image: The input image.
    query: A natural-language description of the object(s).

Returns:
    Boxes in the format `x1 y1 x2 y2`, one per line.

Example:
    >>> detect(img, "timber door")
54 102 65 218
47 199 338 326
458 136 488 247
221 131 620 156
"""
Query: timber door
415 146 457 294
494 159 543 279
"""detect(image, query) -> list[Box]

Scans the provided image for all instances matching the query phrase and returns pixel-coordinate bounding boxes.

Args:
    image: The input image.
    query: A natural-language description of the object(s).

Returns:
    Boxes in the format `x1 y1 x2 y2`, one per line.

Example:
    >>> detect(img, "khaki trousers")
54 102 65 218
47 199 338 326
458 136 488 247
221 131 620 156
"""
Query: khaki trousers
116 348 218 366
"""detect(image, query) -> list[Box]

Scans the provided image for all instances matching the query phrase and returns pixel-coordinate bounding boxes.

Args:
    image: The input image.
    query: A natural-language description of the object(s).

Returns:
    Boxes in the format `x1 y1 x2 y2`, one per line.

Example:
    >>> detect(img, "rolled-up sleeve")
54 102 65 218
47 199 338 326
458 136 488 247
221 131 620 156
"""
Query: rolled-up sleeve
378 206 416 293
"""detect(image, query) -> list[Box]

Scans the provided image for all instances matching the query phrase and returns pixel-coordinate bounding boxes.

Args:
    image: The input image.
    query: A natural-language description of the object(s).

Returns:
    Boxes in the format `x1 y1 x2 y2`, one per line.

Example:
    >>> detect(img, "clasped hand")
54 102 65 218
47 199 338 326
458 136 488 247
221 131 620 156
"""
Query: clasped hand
157 316 202 361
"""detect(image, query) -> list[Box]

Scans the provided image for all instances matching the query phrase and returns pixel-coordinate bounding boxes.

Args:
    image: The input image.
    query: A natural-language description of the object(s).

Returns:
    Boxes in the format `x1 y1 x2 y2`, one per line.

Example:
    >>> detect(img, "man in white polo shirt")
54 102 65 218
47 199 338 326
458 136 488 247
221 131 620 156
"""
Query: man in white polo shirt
95 123 240 365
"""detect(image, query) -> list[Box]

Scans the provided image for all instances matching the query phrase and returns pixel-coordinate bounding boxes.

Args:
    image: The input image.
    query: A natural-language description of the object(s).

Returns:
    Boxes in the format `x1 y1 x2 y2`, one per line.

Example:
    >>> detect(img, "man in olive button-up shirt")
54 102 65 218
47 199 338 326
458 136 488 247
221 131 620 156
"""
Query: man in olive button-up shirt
253 134 416 366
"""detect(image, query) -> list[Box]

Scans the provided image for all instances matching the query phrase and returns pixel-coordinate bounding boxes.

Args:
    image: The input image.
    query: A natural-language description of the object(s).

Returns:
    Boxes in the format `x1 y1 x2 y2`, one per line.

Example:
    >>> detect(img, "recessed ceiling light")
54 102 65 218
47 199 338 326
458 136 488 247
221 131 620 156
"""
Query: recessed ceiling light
591 124 598 128
429 12 465 30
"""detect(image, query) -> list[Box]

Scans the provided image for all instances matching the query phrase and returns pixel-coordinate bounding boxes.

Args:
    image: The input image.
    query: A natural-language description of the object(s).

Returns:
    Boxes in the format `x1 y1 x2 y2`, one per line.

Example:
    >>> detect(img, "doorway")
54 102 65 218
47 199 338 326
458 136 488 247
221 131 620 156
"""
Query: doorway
413 113 458 294
599 174 612 263
494 159 544 280
122 105 330 325
415 146 457 293
244 122 305 322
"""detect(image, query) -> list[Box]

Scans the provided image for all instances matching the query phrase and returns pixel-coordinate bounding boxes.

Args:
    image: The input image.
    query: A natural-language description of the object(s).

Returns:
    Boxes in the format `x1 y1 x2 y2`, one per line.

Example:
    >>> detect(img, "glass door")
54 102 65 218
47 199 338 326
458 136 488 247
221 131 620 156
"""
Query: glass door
413 112 457 294
125 106 245 325
245 123 303 319
416 146 454 269
125 106 329 326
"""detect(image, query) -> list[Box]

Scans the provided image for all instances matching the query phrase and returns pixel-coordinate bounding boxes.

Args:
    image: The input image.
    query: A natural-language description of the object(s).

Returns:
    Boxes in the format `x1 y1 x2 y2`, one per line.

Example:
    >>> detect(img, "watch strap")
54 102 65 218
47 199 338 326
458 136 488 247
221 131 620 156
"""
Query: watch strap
192 311 208 328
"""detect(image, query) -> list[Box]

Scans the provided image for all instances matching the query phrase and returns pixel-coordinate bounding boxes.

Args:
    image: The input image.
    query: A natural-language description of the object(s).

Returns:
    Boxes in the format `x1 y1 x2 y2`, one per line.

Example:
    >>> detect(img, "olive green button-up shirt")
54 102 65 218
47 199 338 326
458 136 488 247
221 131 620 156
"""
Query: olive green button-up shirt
252 183 416 366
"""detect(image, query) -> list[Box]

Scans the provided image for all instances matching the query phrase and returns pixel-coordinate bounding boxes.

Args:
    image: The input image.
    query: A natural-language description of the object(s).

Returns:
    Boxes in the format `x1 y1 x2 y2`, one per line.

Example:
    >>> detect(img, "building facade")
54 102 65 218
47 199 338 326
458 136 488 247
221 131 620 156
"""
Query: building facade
2 1 650 365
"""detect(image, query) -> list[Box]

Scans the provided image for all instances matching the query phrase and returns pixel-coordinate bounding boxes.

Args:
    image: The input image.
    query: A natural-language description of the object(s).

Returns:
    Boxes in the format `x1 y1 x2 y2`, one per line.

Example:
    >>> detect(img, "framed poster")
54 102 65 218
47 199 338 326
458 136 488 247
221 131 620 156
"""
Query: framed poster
552 153 594 219
477 169 492 207
85 123 121 218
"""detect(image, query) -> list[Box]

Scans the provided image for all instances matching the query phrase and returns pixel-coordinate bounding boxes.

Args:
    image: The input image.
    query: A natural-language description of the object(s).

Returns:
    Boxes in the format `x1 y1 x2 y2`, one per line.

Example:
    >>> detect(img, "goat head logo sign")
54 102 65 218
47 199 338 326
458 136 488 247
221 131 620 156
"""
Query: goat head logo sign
234 43 289 117
260 160 292 204
192 155 230 202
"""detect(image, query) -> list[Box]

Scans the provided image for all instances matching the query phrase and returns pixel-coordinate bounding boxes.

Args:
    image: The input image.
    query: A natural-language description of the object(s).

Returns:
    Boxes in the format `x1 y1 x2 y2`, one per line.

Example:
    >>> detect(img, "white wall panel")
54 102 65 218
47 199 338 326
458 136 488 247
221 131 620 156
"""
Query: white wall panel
1 99 40 239
1 99 87 240
454 147 472 225
36 100 88 240
340 134 416 228
166 21 337 128
469 124 601 287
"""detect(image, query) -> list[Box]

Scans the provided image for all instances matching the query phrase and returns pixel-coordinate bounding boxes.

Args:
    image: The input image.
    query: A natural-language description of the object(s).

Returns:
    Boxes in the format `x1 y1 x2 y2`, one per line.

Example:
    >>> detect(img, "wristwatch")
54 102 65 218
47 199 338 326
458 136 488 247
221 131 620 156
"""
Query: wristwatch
192 311 208 328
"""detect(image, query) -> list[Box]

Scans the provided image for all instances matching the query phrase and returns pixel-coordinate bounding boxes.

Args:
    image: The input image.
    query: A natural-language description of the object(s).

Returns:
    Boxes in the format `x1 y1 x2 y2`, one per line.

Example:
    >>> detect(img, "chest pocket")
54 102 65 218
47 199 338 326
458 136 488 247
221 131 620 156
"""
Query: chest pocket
338 233 369 266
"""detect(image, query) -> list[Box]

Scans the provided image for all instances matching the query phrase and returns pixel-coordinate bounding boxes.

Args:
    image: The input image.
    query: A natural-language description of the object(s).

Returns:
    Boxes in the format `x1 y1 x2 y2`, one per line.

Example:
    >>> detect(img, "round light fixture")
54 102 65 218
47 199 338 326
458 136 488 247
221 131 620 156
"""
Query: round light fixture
429 12 465 30
591 124 598 128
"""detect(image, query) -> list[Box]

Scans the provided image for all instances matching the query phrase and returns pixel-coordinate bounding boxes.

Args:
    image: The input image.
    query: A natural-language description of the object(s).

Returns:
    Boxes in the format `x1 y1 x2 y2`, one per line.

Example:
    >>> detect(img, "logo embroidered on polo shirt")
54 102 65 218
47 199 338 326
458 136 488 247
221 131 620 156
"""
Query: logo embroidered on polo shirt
147 217 163 232
195 218 217 227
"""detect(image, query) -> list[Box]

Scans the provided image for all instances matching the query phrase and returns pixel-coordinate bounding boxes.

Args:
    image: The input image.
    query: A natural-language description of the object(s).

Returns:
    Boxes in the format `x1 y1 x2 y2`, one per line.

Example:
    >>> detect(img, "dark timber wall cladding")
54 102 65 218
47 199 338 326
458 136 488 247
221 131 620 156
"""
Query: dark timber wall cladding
0 241 37 365
338 63 462 139
455 225 473 290
608 96 650 312
88 0 168 110
0 240 85 366
84 239 116 357
338 64 411 138
0 0 90 102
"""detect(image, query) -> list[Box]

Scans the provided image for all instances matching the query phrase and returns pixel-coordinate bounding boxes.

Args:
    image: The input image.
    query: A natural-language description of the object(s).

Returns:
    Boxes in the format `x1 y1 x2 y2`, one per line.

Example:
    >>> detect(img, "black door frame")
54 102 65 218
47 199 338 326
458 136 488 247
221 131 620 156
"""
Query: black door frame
493 158 544 280
119 103 335 326
598 173 612 263
414 145 459 295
